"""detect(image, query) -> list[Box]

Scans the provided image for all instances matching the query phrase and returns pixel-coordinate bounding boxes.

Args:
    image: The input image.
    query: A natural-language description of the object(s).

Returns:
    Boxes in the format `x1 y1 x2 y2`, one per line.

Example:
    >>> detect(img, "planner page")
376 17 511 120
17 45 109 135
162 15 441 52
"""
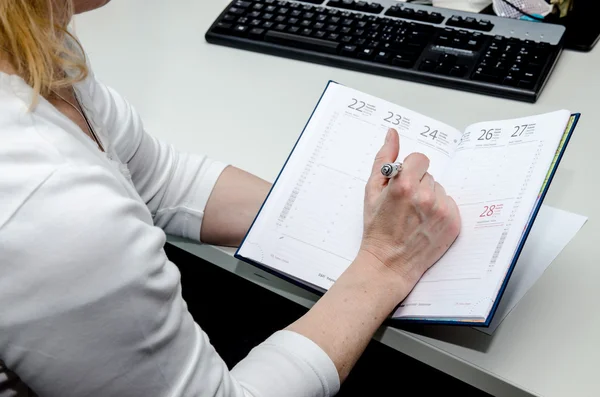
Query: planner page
392 110 571 320
238 82 462 291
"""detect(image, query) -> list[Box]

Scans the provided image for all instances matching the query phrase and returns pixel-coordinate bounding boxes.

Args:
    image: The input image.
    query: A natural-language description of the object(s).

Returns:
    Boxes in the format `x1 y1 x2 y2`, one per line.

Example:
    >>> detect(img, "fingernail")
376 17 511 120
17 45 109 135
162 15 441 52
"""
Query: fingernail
386 128 393 143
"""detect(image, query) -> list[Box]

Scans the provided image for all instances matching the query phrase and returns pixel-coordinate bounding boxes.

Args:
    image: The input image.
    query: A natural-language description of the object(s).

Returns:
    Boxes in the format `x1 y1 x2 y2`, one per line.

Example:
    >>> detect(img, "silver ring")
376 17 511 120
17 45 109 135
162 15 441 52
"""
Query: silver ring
381 162 403 178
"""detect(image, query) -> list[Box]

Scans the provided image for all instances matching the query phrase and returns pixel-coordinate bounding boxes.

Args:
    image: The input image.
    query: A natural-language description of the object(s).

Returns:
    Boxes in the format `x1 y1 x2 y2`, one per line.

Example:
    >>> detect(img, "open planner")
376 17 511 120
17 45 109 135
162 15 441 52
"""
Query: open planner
236 82 579 326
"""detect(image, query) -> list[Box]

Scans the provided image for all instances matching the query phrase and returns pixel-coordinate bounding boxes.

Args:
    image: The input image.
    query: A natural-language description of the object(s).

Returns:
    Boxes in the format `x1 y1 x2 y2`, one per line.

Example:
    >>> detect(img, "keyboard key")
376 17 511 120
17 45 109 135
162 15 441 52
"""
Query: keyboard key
477 20 493 32
296 0 325 4
374 50 390 62
326 24 338 32
314 30 327 38
233 24 249 35
429 12 444 23
278 7 289 14
449 65 467 77
263 13 274 20
213 22 233 33
518 79 534 89
419 59 436 72
467 39 480 50
341 26 352 34
341 35 353 43
266 5 277 12
300 19 312 27
291 9 302 17
249 27 266 38
357 48 374 59
234 0 251 7
327 32 340 40
262 21 274 28
253 3 264 10
275 23 287 31
438 53 457 64
392 54 415 68
472 69 500 83
314 22 325 29
301 28 313 36
250 19 262 26
264 29 340 53
435 62 452 75
436 34 451 45
502 75 518 86
228 7 244 15
341 0 355 9
288 26 300 33
367 3 384 14
340 44 357 55
447 15 494 32
275 15 287 22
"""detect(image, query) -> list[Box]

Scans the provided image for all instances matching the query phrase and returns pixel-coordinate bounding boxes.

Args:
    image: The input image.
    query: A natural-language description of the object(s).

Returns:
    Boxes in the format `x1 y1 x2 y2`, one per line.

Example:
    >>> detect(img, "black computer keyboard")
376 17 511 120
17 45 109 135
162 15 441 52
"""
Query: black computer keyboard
206 0 566 102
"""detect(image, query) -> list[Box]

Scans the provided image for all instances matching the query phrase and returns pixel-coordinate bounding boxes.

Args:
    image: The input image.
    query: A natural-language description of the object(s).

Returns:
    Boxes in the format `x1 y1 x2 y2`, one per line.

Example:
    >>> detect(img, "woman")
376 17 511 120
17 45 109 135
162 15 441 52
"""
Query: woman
0 1 461 396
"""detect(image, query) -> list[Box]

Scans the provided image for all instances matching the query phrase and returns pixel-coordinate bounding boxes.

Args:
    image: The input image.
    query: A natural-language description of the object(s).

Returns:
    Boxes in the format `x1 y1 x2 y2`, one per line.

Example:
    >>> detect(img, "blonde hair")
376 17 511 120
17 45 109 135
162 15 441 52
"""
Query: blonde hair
0 0 88 105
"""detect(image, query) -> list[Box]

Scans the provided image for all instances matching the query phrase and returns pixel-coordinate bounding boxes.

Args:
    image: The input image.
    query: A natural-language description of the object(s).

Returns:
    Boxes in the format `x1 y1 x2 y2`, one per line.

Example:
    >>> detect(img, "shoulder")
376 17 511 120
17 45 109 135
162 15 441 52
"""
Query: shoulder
0 76 66 229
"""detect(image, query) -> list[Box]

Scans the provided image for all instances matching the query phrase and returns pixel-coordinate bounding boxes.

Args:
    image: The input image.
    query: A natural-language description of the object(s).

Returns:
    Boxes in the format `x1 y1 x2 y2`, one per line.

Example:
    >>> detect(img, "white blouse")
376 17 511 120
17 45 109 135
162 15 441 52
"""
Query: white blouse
0 64 339 396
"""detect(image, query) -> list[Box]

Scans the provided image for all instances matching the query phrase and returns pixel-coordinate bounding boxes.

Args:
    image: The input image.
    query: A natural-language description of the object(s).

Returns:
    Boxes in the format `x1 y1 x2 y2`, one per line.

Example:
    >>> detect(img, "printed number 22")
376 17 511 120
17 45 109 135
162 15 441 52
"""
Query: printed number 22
348 98 365 111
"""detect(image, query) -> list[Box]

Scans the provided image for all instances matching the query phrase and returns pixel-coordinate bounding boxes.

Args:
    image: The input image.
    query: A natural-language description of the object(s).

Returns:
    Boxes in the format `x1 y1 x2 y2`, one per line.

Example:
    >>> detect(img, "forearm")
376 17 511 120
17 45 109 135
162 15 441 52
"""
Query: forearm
201 166 271 247
286 250 410 382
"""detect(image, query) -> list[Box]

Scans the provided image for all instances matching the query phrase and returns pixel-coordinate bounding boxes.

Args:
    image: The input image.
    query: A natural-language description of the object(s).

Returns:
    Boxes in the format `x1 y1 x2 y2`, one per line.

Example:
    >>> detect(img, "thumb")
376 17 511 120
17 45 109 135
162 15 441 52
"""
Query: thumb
367 128 400 192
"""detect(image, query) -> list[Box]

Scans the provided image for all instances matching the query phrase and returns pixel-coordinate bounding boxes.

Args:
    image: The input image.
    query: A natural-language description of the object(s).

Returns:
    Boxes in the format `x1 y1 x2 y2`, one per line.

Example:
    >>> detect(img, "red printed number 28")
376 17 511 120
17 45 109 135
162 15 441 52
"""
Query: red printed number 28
480 205 496 217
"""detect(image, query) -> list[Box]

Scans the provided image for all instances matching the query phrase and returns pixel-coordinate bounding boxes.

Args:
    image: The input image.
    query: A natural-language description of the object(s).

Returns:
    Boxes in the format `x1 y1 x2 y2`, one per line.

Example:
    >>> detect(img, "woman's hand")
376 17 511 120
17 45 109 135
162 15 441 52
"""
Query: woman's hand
287 129 461 383
358 128 461 298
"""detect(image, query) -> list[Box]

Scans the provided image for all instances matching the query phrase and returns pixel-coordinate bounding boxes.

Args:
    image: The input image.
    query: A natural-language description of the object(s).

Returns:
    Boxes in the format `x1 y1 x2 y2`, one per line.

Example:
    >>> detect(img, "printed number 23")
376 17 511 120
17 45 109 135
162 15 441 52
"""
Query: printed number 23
384 111 402 125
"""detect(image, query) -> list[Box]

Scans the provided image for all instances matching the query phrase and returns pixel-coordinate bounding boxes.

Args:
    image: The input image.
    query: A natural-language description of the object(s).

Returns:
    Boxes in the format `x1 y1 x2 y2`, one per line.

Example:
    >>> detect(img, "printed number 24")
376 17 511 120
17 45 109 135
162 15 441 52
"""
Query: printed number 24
420 126 438 140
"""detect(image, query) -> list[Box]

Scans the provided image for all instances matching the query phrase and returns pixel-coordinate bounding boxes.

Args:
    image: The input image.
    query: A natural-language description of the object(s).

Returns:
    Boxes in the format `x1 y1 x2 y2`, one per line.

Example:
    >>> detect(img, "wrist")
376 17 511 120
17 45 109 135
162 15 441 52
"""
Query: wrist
347 249 415 307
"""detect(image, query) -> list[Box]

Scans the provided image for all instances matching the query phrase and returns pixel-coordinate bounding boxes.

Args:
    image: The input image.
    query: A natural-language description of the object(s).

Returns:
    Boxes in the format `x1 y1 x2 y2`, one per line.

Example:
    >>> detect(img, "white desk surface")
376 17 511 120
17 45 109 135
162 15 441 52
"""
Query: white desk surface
76 1 599 396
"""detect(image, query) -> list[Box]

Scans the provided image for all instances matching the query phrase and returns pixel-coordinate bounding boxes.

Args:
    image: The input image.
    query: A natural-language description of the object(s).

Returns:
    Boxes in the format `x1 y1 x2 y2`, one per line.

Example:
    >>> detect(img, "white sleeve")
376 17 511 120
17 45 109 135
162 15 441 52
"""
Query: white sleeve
81 75 226 241
0 164 340 397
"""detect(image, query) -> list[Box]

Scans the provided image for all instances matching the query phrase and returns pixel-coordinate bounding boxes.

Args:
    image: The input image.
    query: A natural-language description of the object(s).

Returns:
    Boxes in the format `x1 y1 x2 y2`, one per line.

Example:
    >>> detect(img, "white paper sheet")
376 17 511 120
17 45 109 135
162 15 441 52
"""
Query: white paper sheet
478 205 588 334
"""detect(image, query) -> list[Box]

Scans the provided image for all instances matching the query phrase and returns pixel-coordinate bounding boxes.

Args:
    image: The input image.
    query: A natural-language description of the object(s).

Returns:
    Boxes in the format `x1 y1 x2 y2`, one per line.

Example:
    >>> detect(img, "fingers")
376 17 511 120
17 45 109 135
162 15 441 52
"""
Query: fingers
446 195 462 237
367 128 400 193
402 152 430 183
420 172 435 191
